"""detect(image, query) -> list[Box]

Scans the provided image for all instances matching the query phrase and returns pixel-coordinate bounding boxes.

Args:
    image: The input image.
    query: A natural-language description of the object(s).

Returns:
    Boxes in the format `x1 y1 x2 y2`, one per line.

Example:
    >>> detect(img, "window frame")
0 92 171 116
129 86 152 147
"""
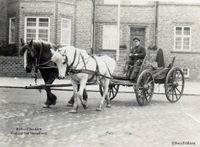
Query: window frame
60 18 71 46
24 16 50 42
182 67 190 78
102 25 118 50
173 26 191 52
9 17 16 44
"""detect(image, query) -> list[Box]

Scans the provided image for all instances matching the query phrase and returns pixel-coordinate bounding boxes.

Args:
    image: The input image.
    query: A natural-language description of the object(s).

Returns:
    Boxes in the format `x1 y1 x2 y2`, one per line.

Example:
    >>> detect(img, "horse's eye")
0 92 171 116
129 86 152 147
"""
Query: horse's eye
62 61 66 64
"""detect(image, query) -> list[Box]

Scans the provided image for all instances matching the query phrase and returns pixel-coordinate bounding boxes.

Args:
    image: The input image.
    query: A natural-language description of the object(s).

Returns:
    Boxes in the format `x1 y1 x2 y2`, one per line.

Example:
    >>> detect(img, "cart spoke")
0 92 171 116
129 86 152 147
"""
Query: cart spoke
175 87 181 95
145 90 151 97
172 88 174 101
111 88 114 96
174 88 179 100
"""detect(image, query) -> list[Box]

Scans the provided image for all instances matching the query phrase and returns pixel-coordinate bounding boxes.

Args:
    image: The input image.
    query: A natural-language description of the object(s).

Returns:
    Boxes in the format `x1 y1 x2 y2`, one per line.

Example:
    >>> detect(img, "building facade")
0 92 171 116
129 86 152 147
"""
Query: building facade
0 0 93 53
0 0 200 80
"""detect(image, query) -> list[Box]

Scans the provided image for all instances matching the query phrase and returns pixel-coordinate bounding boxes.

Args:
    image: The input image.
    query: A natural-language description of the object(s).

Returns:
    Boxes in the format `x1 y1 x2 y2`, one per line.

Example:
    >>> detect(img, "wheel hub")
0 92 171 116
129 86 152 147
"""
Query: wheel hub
143 84 149 90
172 82 179 88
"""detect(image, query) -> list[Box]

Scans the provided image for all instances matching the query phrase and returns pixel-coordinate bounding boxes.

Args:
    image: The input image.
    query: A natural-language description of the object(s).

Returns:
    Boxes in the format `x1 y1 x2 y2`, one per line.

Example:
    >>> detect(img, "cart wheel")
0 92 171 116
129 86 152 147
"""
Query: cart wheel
135 70 154 106
99 84 119 100
165 67 184 103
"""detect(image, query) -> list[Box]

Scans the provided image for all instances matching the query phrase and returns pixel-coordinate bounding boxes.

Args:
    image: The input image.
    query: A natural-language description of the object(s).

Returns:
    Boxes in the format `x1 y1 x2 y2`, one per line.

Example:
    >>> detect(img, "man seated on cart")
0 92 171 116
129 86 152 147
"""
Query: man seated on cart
125 37 146 80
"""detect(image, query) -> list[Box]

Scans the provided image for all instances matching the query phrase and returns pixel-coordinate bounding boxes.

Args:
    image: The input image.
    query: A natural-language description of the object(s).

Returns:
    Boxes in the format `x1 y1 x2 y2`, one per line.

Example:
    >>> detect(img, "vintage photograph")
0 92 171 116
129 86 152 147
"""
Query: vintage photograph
0 0 199 146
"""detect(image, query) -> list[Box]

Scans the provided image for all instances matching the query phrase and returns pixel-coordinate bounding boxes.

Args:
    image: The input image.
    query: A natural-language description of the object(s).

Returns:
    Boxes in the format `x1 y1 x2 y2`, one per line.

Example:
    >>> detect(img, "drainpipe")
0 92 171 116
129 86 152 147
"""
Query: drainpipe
92 0 96 54
54 0 58 44
17 0 21 56
155 1 159 46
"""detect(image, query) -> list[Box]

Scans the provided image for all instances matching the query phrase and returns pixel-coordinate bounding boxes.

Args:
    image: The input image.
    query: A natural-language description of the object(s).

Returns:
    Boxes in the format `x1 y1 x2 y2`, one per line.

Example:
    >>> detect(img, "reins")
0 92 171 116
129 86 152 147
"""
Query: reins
30 42 57 84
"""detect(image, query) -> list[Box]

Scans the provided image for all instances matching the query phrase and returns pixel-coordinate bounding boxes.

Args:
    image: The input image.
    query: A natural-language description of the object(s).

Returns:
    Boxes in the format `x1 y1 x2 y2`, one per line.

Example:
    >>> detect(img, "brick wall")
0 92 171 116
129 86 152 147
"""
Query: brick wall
0 56 29 77
75 0 93 53
157 3 200 81
94 3 156 76
0 0 7 45
18 0 76 49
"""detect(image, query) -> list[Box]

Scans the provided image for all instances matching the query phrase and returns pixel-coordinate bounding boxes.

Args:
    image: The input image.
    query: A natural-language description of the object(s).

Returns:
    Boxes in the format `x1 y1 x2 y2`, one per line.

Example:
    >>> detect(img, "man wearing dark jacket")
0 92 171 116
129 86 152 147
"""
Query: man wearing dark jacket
128 37 146 64
125 37 146 79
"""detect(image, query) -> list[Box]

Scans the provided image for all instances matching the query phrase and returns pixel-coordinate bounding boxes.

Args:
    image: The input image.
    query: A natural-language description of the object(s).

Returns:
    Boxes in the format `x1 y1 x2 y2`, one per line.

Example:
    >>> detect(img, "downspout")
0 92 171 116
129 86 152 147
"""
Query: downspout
92 0 96 54
74 0 77 47
17 0 21 56
155 1 159 46
54 0 58 44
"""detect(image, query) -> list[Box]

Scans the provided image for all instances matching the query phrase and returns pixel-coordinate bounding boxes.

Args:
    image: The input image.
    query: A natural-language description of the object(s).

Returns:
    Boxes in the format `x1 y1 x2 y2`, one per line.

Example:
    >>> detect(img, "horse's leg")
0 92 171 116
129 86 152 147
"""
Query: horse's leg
69 80 79 113
67 85 88 107
96 78 110 111
76 77 88 110
41 70 57 108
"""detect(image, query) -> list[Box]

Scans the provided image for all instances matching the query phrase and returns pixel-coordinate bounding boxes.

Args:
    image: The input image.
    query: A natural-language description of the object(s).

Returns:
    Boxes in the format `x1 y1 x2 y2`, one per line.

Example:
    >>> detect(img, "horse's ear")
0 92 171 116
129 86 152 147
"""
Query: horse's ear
29 39 33 47
50 49 56 55
20 38 25 46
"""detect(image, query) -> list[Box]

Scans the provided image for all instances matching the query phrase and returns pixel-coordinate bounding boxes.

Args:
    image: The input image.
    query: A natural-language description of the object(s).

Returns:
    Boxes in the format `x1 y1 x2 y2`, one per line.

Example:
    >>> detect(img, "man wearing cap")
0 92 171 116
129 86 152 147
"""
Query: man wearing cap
125 37 146 79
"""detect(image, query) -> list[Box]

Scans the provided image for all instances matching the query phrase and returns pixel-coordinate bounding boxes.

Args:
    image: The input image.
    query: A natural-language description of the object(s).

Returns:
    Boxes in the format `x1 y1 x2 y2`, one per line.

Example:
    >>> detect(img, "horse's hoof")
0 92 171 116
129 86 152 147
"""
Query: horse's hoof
82 103 88 109
69 109 78 113
52 101 56 105
69 106 78 113
96 107 102 111
67 103 74 107
106 104 111 108
43 104 50 108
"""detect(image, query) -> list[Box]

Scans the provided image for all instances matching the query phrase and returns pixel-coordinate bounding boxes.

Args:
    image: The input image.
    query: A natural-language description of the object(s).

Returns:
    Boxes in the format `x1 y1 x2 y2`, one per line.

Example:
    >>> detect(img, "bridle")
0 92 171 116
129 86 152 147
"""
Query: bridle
26 42 57 84
59 48 77 74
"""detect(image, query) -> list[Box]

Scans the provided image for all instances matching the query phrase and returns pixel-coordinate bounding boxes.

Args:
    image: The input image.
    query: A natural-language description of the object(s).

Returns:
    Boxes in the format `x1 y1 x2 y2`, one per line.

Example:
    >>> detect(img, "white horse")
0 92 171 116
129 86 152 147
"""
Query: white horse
51 46 116 113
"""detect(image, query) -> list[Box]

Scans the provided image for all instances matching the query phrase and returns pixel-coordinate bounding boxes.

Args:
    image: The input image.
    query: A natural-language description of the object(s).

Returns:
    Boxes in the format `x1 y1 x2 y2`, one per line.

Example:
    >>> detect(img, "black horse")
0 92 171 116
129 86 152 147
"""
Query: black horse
20 39 87 108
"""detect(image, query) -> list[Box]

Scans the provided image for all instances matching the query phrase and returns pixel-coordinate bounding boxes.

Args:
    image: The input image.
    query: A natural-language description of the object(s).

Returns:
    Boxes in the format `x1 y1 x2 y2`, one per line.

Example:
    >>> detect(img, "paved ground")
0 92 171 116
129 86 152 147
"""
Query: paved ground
0 78 200 147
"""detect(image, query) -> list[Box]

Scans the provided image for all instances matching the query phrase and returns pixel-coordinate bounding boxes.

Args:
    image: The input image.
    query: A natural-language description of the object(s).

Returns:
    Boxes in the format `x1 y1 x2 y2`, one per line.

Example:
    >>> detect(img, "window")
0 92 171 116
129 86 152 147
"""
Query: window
174 26 191 51
61 18 71 46
104 0 119 4
9 17 16 44
103 25 118 50
25 17 50 42
182 68 189 78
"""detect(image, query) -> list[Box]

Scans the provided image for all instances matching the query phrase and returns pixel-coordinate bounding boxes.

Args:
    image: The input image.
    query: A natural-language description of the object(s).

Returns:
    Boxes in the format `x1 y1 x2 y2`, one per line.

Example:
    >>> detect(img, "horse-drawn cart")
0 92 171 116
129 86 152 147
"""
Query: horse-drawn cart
100 56 185 106
23 54 184 107
16 39 185 109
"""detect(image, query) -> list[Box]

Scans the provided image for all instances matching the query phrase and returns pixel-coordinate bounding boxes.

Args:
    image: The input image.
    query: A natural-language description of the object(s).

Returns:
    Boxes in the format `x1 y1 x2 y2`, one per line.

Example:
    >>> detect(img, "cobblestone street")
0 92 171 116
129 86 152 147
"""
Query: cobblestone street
0 87 200 147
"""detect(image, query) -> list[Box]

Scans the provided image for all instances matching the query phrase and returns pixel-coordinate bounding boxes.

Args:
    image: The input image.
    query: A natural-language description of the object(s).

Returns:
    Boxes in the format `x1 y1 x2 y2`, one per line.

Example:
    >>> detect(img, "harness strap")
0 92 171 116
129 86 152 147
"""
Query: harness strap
87 56 99 83
91 56 99 73
67 49 77 73
81 53 87 70
104 62 112 78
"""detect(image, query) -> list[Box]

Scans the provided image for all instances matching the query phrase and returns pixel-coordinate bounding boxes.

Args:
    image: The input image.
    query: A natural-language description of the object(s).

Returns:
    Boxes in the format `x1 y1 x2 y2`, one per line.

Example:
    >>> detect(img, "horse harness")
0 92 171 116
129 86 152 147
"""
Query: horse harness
30 42 57 84
62 49 113 82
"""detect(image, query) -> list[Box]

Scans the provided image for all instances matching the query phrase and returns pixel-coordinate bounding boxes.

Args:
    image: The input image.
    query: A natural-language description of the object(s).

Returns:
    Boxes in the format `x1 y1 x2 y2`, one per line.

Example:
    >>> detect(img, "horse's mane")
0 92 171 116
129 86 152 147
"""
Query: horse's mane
20 40 59 56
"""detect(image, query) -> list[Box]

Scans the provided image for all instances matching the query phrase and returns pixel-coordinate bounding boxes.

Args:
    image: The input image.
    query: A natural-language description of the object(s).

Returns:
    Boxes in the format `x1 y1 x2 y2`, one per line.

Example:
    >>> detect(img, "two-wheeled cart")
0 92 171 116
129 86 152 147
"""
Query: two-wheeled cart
100 57 185 106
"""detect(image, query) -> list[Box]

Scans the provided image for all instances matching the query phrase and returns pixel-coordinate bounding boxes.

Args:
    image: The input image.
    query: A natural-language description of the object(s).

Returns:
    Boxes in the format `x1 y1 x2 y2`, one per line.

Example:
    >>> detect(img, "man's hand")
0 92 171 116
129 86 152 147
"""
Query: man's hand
129 53 133 57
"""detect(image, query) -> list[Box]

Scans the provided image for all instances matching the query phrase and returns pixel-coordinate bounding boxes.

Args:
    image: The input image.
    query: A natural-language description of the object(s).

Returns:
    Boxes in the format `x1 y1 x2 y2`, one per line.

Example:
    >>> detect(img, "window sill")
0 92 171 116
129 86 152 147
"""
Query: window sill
171 51 200 54
100 49 116 52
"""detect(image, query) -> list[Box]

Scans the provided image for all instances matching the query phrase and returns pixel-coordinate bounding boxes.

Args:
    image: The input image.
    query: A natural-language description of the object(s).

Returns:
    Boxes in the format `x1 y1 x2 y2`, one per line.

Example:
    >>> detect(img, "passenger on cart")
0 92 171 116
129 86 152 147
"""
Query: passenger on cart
146 44 165 70
125 37 146 80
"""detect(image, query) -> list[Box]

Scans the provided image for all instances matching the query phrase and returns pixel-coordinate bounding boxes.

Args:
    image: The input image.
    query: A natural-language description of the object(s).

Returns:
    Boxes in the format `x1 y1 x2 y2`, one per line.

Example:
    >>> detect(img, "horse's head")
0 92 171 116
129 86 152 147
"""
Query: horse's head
51 48 67 79
20 39 37 73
